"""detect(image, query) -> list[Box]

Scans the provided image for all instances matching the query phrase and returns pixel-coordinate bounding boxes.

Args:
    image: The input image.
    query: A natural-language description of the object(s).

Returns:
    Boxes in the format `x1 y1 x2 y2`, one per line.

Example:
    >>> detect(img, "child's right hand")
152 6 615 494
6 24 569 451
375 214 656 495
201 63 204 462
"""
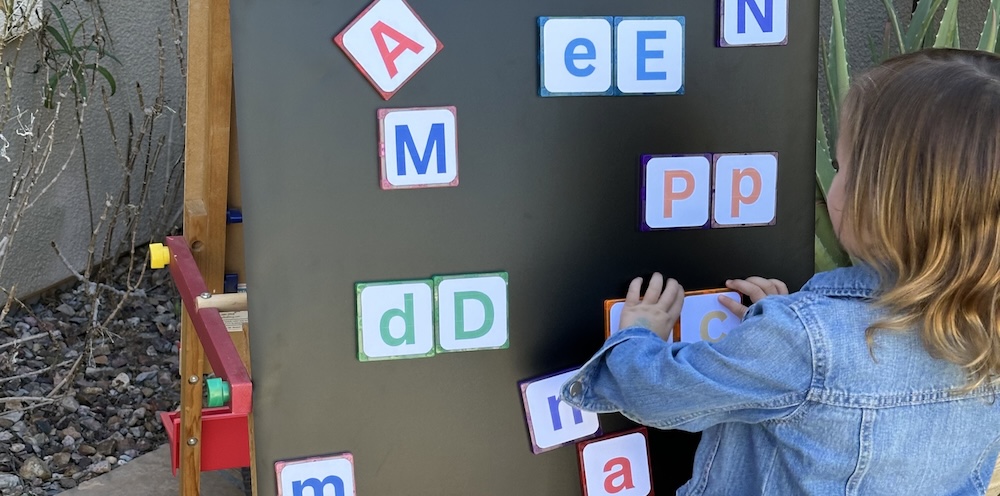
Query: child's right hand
719 277 789 318
619 272 684 341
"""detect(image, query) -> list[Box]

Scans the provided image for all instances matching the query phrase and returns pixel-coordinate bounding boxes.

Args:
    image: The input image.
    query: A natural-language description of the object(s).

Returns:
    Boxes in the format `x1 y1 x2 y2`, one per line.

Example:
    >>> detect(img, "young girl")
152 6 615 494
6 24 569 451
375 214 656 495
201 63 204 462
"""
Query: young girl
561 48 1000 495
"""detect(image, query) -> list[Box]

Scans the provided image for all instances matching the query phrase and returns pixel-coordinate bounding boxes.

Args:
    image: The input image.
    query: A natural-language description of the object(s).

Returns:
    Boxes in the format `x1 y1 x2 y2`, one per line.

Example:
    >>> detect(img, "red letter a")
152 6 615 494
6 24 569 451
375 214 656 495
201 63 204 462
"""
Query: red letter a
603 457 635 493
370 21 425 78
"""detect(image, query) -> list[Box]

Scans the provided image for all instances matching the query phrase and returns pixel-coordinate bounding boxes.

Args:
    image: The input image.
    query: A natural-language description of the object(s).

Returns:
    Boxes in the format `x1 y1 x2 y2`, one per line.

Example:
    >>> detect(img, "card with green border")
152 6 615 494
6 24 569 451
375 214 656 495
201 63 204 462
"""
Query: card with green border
433 272 509 353
356 279 435 361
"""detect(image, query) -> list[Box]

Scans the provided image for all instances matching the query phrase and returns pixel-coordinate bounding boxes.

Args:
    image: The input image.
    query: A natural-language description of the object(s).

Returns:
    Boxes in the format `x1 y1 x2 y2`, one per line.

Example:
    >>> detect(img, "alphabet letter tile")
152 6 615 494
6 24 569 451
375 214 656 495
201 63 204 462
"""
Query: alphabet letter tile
676 289 742 343
434 272 509 353
519 369 601 454
719 0 789 47
712 153 778 228
539 17 615 96
577 428 653 496
356 279 435 361
378 107 459 190
334 0 443 99
641 154 711 230
615 17 685 95
275 452 356 496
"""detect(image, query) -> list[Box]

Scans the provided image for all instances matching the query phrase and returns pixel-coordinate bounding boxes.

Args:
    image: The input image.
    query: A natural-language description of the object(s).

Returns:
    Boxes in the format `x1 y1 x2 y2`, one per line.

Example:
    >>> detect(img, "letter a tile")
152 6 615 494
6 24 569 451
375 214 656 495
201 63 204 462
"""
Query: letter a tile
577 428 653 496
334 0 443 100
356 279 435 361
434 272 509 353
378 107 459 190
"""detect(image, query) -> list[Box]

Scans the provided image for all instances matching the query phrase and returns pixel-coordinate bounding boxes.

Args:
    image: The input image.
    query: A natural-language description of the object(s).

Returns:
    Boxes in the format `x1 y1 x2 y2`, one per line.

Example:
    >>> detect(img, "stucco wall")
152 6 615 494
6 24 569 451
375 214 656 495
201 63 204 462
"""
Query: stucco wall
0 0 187 297
819 0 993 104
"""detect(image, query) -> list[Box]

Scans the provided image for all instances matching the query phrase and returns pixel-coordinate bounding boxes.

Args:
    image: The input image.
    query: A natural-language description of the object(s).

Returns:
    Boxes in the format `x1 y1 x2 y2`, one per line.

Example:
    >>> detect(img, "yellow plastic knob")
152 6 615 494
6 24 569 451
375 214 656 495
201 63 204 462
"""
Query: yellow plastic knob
150 243 171 269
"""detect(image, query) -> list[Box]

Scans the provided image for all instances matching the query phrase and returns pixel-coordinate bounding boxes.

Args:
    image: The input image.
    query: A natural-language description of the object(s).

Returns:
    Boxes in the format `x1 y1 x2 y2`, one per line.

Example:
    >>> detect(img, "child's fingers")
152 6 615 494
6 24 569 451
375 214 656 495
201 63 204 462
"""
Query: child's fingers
718 294 748 318
625 277 643 306
657 278 681 311
644 272 664 305
666 279 684 318
769 279 789 295
745 277 779 296
726 278 767 302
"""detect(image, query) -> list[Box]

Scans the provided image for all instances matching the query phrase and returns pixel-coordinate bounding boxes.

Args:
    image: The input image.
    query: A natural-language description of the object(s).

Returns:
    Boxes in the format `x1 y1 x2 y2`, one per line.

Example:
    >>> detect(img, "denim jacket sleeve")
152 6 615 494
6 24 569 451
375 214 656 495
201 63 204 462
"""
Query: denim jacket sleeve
559 296 813 431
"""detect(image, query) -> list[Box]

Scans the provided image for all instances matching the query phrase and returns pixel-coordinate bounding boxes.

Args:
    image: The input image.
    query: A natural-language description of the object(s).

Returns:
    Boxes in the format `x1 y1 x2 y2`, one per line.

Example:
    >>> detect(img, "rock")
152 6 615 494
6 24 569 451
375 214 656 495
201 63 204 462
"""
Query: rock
0 431 12 442
132 407 146 420
94 437 116 455
50 453 71 468
58 477 76 489
88 460 111 475
18 456 50 480
77 445 96 456
61 435 74 447
34 419 52 434
134 371 157 383
62 426 81 440
9 444 24 453
0 473 20 489
111 373 130 390
55 304 76 317
0 412 23 424
79 418 102 432
93 356 109 366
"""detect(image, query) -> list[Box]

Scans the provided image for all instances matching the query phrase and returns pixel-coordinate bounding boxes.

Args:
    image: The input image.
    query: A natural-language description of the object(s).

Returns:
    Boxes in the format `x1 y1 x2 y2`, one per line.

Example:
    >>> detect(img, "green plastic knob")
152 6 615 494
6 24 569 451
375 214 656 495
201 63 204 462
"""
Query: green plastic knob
205 377 231 407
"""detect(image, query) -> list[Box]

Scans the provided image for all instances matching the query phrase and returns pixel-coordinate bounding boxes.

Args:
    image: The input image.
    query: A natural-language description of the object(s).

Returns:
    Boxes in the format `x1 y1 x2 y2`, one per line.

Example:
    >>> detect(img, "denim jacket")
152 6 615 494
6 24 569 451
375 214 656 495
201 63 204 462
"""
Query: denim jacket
560 266 1000 495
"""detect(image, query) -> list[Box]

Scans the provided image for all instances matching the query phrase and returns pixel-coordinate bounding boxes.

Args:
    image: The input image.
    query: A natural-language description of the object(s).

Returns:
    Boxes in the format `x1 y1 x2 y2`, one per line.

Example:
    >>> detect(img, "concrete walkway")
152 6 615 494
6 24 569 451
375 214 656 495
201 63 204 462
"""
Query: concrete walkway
61 445 246 495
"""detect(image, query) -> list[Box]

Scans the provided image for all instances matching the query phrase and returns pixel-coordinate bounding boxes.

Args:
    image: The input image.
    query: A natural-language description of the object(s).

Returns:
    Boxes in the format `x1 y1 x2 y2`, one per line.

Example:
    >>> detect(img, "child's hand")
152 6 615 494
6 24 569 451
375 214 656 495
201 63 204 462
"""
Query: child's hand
719 277 789 318
619 273 684 341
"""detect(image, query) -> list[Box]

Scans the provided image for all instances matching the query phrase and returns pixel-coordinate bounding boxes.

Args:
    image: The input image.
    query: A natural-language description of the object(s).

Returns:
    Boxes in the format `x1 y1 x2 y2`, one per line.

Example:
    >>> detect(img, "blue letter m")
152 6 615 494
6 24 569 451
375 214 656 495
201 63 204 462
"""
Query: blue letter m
738 0 773 33
395 124 446 176
292 476 345 496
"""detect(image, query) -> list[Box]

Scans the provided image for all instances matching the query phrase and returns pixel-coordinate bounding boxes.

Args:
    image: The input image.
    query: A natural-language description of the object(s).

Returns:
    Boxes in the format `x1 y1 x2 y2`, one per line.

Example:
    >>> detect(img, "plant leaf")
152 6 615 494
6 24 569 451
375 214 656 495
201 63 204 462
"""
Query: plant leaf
979 0 1000 52
44 25 70 53
815 184 852 271
816 101 836 198
904 0 945 52
933 0 961 48
85 64 116 95
879 0 905 54
49 2 72 43
825 0 849 137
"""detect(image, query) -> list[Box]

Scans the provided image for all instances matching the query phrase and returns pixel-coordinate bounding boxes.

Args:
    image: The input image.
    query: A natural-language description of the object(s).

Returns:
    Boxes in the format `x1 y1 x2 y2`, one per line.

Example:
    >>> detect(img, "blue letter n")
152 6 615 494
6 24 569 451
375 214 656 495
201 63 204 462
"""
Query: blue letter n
293 476 345 496
395 123 446 176
547 395 584 431
738 0 773 34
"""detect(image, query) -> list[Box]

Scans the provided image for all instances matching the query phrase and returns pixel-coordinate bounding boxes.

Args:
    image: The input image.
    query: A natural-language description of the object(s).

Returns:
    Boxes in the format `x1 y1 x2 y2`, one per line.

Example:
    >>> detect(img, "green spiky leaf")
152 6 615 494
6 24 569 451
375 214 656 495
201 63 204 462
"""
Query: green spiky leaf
904 0 945 52
880 0 905 54
933 0 961 48
979 0 1000 52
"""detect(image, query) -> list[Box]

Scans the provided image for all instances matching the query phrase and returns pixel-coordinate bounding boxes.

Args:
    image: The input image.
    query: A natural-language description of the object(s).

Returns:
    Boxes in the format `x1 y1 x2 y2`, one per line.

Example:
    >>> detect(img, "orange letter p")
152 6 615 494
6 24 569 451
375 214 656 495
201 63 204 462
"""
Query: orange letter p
731 168 762 218
663 170 695 218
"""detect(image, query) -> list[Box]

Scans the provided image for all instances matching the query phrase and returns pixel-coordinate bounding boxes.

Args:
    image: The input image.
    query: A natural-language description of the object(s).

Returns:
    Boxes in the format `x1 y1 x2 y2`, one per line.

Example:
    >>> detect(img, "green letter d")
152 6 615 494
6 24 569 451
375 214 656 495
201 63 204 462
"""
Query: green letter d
380 293 416 346
454 291 494 340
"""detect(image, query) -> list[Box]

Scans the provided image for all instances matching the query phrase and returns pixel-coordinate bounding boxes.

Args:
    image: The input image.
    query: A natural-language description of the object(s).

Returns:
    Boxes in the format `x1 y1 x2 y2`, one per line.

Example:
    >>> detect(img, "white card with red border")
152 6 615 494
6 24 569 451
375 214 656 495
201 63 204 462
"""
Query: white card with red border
334 0 443 100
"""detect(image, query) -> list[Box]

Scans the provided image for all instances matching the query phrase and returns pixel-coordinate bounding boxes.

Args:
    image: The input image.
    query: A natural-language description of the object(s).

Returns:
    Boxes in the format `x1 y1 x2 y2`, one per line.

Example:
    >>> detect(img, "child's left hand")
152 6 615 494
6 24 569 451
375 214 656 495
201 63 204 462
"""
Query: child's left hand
619 272 684 341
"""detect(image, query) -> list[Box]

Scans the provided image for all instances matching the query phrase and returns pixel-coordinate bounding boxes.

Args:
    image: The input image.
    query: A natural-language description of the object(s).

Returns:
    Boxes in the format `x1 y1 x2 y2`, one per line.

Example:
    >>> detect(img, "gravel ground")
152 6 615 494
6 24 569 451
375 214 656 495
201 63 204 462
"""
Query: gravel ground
0 263 181 495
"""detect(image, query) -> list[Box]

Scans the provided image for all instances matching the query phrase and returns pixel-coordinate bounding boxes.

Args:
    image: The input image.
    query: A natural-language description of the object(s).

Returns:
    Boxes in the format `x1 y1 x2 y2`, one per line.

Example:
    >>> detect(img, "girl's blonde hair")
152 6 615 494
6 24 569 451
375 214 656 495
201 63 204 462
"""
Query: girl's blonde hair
839 49 1000 389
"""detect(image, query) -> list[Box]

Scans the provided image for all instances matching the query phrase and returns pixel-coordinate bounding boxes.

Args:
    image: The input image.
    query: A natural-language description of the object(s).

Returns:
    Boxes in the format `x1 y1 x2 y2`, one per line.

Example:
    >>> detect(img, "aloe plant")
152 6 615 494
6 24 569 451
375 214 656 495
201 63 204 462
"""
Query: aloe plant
815 0 1000 272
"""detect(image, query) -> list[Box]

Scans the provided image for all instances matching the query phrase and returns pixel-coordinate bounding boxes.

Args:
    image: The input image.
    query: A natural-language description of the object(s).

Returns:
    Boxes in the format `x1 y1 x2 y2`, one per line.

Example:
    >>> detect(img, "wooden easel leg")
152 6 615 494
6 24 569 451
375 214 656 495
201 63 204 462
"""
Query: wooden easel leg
179 310 205 496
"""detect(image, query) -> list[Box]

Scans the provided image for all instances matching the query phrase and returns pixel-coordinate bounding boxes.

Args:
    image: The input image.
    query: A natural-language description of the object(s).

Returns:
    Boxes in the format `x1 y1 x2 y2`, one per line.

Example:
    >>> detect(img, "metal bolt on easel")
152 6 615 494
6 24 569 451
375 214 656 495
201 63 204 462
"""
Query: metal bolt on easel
187 438 198 446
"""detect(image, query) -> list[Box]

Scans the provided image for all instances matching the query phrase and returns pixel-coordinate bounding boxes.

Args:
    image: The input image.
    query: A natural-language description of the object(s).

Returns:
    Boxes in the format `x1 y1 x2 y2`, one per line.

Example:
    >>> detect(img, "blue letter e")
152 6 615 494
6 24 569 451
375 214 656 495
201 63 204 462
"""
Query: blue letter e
636 31 667 81
564 38 597 77
396 123 447 176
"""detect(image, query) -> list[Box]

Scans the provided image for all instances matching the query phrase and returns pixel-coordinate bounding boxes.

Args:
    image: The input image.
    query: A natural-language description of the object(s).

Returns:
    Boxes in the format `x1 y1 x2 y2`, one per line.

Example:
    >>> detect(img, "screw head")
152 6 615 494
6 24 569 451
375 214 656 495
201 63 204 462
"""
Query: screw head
199 292 212 299
187 438 198 446
188 375 199 384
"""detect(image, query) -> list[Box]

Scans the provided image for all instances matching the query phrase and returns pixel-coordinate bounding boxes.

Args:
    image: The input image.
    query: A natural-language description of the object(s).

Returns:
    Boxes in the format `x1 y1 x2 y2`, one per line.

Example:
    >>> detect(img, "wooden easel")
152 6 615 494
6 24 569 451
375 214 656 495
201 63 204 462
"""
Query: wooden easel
178 0 256 494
